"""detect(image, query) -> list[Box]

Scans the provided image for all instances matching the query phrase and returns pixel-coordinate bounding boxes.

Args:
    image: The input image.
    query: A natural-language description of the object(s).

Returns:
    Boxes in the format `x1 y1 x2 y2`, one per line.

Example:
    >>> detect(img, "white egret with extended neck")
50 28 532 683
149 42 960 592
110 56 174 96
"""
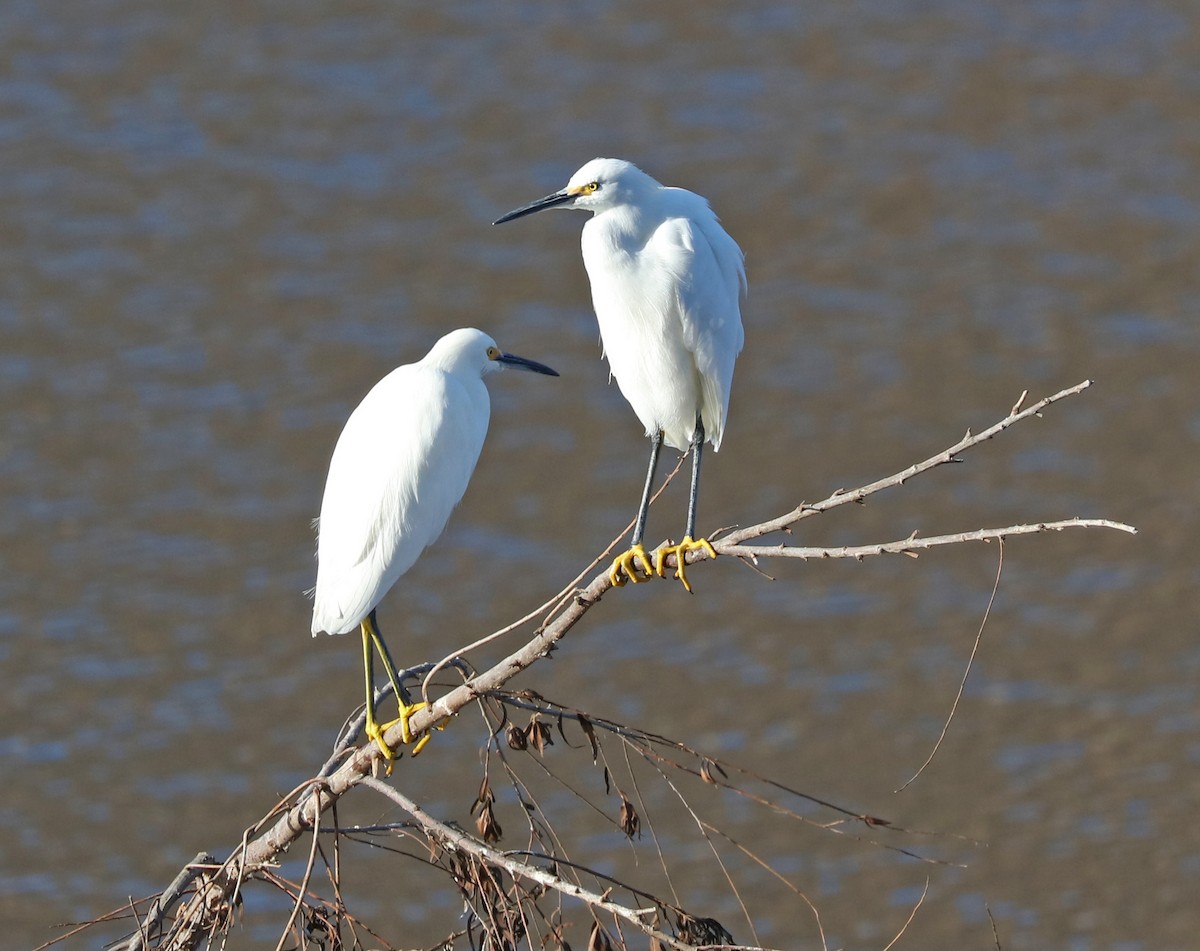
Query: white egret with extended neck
311 328 558 759
495 158 745 591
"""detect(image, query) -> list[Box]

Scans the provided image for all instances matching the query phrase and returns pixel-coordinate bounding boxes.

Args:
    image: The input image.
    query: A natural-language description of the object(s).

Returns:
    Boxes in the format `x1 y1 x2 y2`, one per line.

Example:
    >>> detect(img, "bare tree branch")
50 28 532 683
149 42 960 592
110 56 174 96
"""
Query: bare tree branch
116 853 215 951
721 518 1136 562
101 379 1133 951
357 776 737 951
716 378 1097 548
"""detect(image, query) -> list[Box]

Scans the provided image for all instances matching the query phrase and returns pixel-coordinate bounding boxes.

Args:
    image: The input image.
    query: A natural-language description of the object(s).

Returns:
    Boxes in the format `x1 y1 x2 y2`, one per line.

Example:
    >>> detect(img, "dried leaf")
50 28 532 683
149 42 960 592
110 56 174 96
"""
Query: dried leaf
475 802 502 844
676 911 734 945
619 796 640 838
699 758 727 784
587 921 614 951
526 715 553 754
472 776 495 813
578 715 599 763
506 724 528 750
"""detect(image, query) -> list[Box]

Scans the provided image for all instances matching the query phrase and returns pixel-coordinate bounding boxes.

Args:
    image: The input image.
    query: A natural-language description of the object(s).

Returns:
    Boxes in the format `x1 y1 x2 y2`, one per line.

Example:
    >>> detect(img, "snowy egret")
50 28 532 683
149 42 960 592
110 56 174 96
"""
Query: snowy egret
494 158 745 592
311 328 558 759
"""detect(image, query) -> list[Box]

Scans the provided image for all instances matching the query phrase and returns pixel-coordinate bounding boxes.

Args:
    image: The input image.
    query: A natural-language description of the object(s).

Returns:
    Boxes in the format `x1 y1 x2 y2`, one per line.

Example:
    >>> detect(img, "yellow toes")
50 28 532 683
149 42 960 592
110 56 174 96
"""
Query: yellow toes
609 543 654 587
365 719 397 762
654 536 718 593
369 700 430 763
610 537 718 591
379 700 428 744
410 731 432 756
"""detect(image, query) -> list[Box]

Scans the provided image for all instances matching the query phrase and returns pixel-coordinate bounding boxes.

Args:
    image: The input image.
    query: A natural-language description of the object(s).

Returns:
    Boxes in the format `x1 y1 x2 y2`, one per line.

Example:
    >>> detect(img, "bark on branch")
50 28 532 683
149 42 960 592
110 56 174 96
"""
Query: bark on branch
124 379 1133 951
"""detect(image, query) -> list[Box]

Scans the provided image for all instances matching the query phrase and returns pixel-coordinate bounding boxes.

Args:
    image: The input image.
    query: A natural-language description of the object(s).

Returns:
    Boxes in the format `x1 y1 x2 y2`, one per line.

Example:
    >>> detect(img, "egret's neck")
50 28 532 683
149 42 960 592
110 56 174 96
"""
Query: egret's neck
585 201 657 254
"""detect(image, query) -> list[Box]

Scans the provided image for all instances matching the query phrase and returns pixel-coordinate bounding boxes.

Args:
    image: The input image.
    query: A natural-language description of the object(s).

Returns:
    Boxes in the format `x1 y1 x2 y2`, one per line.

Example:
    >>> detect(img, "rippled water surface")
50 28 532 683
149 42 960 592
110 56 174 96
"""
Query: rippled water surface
3 2 1197 948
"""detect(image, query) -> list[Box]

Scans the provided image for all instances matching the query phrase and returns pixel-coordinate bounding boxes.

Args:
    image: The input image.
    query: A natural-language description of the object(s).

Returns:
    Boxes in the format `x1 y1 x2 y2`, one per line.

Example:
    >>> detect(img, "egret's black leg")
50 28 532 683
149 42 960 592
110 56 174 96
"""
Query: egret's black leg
684 417 704 542
655 415 718 592
610 431 663 586
631 430 663 547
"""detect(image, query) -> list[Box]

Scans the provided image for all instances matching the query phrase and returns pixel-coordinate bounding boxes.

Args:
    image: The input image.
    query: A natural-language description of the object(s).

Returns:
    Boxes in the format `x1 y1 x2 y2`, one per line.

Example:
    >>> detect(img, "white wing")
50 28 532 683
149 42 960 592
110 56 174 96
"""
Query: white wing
311 365 489 635
649 194 745 450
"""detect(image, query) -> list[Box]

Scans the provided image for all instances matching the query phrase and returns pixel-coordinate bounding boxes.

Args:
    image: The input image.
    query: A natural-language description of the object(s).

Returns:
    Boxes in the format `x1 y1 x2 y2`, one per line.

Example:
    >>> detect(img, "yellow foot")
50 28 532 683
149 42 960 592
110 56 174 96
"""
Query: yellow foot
367 700 430 763
654 536 718 593
610 543 655 587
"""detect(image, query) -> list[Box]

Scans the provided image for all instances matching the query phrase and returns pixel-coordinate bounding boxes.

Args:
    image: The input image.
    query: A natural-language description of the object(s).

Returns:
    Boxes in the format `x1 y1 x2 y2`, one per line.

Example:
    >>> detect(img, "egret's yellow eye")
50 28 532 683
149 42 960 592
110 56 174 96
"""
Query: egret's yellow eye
583 181 599 194
486 346 500 360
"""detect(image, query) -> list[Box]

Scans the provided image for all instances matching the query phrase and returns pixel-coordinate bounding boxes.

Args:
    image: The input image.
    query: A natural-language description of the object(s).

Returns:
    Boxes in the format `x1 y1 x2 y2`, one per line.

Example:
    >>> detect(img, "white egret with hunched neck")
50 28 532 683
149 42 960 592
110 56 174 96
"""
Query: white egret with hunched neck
311 328 558 759
495 158 745 591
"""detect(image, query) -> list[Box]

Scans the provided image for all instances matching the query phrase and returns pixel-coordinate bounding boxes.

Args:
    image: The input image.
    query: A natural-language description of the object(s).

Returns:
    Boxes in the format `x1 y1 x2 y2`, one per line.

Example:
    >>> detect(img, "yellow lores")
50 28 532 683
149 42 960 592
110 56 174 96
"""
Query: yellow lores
496 158 745 592
311 329 557 760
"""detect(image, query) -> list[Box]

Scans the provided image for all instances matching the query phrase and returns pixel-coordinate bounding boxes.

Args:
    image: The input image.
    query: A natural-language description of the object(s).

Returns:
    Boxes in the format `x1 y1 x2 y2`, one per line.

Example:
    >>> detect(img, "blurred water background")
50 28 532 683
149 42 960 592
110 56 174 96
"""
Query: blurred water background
2 1 1197 948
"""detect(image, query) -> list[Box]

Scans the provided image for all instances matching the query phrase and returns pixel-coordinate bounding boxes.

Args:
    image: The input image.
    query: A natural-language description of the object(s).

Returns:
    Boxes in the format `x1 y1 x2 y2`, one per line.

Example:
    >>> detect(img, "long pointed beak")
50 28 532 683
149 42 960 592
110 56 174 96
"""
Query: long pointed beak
496 352 559 376
493 190 573 225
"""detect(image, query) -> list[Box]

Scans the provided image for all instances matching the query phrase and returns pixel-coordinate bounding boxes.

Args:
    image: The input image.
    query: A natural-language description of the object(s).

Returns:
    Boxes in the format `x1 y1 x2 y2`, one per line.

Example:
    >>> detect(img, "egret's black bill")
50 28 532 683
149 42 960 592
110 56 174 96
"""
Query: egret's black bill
493 191 573 225
497 352 559 376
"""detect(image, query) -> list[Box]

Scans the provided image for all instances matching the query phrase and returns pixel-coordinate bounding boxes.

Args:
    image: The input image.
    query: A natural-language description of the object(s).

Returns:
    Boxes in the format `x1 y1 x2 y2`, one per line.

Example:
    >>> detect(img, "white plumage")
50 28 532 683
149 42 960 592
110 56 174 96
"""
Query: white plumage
495 158 745 590
312 332 489 636
310 327 557 756
571 158 745 452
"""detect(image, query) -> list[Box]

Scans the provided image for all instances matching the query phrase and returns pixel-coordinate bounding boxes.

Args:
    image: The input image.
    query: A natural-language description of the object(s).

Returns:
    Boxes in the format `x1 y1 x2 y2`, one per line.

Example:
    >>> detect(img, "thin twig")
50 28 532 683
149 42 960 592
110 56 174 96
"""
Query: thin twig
274 785 325 951
128 380 1129 951
697 821 829 951
420 456 686 705
987 903 1004 950
897 539 1004 792
632 740 761 947
358 777 711 951
880 879 929 951
719 379 1096 548
117 852 216 951
720 518 1136 561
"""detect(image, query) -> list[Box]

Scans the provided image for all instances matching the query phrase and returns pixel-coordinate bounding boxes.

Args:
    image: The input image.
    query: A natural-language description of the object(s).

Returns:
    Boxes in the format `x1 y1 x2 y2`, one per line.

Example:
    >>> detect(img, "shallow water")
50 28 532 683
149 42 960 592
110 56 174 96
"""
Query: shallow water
3 2 1198 948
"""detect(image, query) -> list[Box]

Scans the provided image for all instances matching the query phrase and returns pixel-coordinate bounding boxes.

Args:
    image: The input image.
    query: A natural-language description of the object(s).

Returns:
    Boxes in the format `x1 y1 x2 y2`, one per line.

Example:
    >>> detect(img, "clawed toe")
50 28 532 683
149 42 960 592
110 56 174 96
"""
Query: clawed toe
370 700 431 761
654 536 717 593
610 544 654 587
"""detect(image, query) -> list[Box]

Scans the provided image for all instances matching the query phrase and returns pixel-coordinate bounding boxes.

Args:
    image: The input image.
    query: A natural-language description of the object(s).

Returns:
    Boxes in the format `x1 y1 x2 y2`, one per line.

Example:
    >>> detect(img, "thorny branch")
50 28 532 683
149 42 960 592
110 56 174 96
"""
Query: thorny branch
717 378 1110 547
721 517 1135 562
96 380 1132 951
